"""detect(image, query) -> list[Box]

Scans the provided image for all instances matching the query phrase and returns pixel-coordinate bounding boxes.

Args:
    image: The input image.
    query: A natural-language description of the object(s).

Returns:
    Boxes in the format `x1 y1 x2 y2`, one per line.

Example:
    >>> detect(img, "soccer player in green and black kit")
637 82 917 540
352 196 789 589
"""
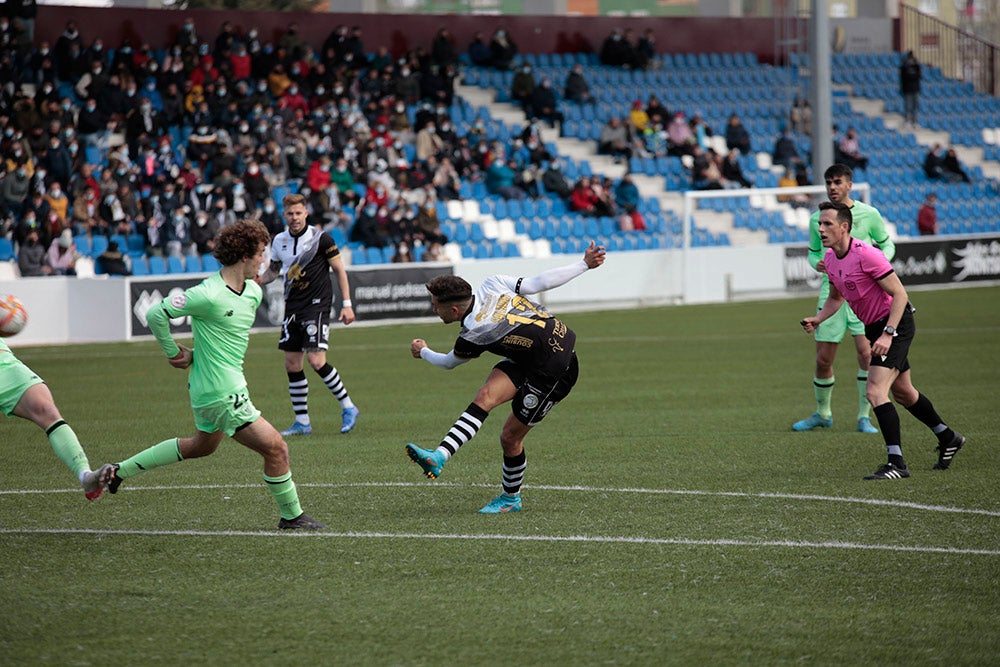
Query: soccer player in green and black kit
98 219 325 530
792 164 896 434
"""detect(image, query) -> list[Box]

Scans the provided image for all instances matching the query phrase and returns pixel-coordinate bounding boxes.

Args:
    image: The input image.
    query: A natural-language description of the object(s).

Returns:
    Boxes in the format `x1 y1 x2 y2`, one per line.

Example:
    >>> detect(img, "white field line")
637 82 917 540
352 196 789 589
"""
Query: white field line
5 482 999 554
4 481 1000 518
0 527 998 556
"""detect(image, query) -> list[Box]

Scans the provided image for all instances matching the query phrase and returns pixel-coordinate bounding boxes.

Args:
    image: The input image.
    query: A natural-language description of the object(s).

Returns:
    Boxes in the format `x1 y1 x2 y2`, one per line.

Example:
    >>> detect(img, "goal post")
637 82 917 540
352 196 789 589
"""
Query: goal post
679 182 871 301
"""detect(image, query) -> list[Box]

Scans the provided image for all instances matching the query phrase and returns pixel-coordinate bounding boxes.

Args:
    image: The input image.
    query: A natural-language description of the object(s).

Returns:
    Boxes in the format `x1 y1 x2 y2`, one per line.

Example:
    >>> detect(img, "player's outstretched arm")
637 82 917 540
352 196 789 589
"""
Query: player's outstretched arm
520 241 607 294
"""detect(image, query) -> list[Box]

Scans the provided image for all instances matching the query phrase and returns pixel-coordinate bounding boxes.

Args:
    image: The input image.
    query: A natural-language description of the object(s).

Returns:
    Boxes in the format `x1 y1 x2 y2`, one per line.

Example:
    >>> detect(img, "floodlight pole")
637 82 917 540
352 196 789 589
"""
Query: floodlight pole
810 0 834 183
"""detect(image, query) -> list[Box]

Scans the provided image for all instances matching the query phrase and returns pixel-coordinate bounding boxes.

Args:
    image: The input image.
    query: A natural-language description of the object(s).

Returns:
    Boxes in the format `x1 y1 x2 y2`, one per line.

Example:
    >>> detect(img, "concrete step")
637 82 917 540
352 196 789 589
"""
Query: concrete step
846 91 1000 180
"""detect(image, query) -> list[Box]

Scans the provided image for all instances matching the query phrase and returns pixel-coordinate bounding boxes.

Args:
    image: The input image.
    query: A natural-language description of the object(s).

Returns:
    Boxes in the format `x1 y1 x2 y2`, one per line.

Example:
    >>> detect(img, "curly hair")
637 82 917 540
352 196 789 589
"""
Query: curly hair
426 275 473 303
214 219 270 267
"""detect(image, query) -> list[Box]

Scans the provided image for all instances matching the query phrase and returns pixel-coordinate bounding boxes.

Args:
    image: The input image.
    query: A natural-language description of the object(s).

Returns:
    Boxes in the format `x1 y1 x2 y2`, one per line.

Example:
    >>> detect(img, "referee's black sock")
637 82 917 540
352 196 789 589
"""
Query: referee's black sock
873 402 905 467
904 393 954 444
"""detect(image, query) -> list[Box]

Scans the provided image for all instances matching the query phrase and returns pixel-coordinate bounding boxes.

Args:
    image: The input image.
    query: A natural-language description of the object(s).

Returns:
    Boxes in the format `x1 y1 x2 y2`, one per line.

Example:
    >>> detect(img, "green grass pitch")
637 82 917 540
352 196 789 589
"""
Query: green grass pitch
2 286 998 665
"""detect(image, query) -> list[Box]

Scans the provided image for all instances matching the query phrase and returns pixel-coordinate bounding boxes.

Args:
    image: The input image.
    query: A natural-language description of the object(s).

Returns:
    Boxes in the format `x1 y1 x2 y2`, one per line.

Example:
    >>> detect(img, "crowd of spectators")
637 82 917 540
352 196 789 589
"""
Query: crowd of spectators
3 16 562 271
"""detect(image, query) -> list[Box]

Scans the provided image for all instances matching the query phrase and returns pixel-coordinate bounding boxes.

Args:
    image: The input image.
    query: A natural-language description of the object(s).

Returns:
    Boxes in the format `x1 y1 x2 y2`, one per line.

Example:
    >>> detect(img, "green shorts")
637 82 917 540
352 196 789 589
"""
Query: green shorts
0 354 43 417
814 289 866 343
192 388 261 437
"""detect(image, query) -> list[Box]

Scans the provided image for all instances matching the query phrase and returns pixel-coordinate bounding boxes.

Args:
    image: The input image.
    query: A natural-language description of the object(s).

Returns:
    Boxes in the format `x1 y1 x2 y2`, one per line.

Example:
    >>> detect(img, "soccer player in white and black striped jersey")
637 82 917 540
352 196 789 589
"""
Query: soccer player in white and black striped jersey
406 241 606 513
258 194 359 437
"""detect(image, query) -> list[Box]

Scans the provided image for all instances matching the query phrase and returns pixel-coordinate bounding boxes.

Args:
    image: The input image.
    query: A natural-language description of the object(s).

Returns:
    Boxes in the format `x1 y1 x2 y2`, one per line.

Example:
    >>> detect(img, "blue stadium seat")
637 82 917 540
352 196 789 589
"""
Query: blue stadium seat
84 146 103 166
507 199 523 219
0 238 14 261
365 247 383 264
469 223 485 243
73 234 92 256
126 234 146 257
90 235 109 258
130 256 149 275
201 254 221 272
167 255 185 273
148 256 167 275
110 234 128 254
185 254 202 272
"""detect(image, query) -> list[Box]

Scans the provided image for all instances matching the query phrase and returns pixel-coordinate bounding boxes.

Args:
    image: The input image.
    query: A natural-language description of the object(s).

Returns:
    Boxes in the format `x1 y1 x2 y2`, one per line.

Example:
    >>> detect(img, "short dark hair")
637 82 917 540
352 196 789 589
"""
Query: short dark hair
426 275 473 303
818 200 853 232
283 193 307 209
823 163 853 182
214 219 270 266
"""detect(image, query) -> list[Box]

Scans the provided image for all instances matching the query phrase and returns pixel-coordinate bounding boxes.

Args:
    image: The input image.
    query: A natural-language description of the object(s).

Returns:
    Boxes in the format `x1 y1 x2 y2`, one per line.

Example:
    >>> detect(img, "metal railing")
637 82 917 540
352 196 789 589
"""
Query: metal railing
900 2 999 97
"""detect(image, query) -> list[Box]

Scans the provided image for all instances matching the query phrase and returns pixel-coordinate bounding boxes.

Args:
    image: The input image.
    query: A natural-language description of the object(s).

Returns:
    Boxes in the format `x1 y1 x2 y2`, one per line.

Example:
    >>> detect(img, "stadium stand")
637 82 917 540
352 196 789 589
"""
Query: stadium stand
2 16 997 278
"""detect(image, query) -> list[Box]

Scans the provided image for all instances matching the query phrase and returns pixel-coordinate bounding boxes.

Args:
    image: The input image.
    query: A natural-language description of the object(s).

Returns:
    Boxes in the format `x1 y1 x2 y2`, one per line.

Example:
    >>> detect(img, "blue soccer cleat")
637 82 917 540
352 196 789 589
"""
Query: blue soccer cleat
340 406 360 434
478 493 522 514
405 443 446 479
281 422 312 437
792 413 833 431
856 417 879 433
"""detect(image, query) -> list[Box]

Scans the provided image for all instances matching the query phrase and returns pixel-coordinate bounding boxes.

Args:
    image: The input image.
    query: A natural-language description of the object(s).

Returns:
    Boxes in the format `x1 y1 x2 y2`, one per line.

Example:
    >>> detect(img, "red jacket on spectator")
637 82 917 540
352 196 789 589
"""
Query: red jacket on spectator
570 183 598 213
279 88 310 115
229 52 252 81
306 159 332 193
364 183 390 208
189 57 219 88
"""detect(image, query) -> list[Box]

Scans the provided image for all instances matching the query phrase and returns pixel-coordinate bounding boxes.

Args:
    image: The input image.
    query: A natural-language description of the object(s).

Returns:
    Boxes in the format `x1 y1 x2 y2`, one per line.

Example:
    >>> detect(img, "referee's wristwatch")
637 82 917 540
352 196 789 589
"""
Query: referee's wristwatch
883 325 897 336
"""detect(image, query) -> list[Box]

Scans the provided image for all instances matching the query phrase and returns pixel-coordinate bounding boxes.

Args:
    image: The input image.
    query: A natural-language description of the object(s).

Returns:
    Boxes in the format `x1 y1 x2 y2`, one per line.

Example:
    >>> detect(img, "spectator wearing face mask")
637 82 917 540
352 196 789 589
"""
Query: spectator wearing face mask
527 77 563 130
258 198 283 238
279 84 309 115
241 161 268 205
415 120 443 163
44 182 69 224
125 97 166 157
48 229 79 276
190 209 220 256
349 201 387 248
306 155 333 195
162 205 192 257
489 28 518 71
18 229 52 276
510 63 536 109
329 157 358 207
1 164 31 220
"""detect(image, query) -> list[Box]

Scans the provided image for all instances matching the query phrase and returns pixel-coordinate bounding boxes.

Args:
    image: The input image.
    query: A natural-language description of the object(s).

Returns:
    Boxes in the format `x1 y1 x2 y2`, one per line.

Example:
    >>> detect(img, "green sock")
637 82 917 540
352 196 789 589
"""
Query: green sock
118 439 182 479
814 376 835 419
264 472 303 520
47 421 90 479
857 370 871 420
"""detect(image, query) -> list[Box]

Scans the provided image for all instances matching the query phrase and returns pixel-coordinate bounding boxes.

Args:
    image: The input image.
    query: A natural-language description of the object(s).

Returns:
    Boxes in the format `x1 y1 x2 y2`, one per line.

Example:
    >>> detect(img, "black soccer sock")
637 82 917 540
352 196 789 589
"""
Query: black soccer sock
904 393 953 443
439 403 489 458
287 370 309 424
315 363 351 405
501 451 527 496
873 402 905 466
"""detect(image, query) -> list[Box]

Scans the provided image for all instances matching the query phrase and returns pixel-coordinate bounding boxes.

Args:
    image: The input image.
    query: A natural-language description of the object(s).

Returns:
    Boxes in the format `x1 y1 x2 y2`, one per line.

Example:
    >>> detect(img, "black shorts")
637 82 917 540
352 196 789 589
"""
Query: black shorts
495 353 579 426
278 310 330 352
865 308 914 373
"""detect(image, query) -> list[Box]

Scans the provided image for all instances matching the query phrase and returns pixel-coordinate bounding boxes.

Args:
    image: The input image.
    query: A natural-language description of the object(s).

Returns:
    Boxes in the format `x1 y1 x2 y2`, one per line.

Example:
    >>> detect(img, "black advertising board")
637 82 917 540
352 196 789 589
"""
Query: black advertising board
128 264 453 336
784 235 1000 291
